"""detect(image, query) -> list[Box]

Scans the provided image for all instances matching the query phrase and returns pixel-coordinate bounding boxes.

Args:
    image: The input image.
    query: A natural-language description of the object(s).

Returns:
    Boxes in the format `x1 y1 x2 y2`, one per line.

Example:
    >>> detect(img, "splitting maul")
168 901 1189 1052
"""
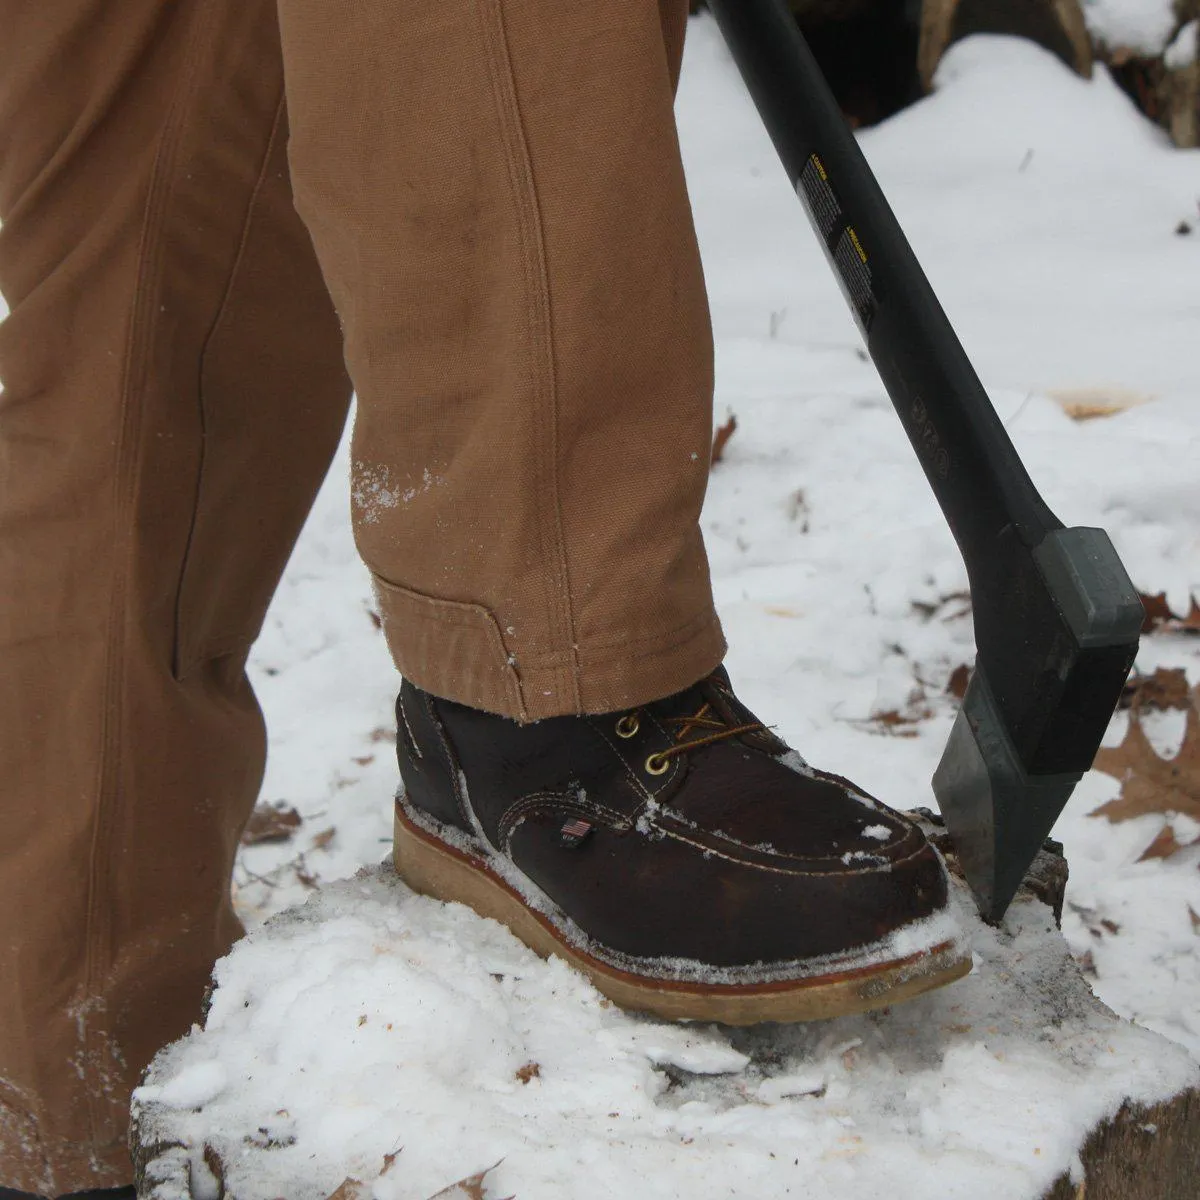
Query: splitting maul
708 0 1144 921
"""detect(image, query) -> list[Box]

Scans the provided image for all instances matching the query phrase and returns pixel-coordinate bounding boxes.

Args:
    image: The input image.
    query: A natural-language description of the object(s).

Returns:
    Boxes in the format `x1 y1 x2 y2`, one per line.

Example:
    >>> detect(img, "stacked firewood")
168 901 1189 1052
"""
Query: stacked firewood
919 0 1199 148
694 0 1200 146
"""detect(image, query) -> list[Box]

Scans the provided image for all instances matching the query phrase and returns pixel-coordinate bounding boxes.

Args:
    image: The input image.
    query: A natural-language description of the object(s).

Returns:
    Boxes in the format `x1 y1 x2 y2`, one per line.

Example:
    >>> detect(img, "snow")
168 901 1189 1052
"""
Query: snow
1082 0 1180 55
146 19 1200 1200
1165 19 1199 70
134 873 1197 1200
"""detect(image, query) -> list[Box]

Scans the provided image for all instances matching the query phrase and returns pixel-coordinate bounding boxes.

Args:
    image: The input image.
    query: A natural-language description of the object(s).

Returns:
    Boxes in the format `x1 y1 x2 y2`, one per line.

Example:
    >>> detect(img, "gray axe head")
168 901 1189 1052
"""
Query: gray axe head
933 527 1143 922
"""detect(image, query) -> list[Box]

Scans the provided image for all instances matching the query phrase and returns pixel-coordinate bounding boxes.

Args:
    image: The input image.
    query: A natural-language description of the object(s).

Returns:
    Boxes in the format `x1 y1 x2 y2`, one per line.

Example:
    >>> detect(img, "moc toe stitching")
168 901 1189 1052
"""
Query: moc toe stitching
651 810 928 875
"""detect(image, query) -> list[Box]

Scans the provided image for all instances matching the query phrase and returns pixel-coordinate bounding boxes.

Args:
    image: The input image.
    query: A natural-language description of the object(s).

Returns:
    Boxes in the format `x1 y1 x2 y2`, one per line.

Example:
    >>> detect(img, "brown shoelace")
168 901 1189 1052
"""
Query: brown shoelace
619 700 766 774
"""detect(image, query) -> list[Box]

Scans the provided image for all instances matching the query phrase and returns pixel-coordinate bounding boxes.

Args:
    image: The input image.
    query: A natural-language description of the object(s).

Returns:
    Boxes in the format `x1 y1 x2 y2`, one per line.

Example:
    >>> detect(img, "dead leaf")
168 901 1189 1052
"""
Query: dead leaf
710 414 737 465
326 1179 366 1200
947 664 971 700
1139 591 1173 632
1120 667 1191 711
867 705 932 738
353 754 375 767
310 827 337 852
1091 686 1200 860
1188 906 1200 934
369 726 396 743
515 1062 540 1084
1139 825 1185 860
1047 386 1152 422
241 802 302 846
1183 600 1200 633
1138 591 1200 635
763 605 802 618
424 1163 508 1200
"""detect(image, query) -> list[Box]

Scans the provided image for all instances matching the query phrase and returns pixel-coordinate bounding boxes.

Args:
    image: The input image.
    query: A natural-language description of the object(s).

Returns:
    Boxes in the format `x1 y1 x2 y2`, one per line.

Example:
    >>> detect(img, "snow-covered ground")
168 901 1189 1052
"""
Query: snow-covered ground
163 22 1200 1200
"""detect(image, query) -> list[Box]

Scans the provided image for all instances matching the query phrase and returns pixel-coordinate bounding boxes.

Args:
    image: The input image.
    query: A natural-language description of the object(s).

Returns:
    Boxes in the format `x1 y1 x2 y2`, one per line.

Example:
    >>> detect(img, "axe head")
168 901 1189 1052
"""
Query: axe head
933 527 1143 922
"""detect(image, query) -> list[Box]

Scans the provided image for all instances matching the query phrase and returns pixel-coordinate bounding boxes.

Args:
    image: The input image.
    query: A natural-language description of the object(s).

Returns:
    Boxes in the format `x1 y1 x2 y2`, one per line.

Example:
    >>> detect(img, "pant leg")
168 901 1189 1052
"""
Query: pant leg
278 0 725 721
0 1 351 1190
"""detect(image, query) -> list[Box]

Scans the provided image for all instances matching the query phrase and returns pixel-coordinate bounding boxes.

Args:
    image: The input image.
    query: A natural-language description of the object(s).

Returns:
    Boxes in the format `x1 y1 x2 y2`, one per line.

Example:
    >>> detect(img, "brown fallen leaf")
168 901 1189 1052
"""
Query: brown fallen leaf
1047 387 1152 422
1138 591 1174 633
326 1181 366 1200
424 1163 509 1200
1138 591 1200 635
241 802 302 846
947 664 971 701
1091 686 1200 860
1139 825 1185 861
310 827 337 852
710 414 737 465
866 704 932 738
1120 667 1192 712
515 1062 540 1084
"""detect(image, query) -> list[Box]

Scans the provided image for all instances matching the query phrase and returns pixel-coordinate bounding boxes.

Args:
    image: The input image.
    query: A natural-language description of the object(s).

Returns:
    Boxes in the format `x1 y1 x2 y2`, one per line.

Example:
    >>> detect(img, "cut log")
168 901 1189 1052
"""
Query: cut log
919 0 1094 91
1162 20 1199 147
131 825 1198 1200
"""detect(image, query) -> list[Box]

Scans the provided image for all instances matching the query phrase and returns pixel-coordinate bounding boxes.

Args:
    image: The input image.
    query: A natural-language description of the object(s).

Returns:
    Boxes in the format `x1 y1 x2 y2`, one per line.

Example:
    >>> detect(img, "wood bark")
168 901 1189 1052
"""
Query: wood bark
919 0 1093 90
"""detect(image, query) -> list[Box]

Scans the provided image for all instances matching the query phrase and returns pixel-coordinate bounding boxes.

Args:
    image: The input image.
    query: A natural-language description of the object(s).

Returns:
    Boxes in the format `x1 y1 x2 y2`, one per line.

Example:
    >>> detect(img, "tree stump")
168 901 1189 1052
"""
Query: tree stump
1161 19 1199 147
918 0 1094 91
130 820 1199 1200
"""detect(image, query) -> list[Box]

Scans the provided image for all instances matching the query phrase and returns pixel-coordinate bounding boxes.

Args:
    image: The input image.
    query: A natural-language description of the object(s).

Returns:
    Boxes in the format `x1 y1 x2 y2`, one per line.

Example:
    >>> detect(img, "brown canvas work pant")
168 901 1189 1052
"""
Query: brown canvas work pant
0 0 724 1191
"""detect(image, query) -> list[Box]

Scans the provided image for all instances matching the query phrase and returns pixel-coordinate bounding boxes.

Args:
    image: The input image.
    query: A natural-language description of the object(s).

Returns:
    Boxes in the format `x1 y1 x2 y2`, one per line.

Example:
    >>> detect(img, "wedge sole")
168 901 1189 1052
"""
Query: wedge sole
394 800 971 1025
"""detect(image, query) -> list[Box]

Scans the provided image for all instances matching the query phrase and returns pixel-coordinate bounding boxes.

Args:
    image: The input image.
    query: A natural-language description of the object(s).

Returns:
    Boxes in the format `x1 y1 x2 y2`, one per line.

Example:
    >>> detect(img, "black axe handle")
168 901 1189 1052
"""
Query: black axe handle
707 0 1143 919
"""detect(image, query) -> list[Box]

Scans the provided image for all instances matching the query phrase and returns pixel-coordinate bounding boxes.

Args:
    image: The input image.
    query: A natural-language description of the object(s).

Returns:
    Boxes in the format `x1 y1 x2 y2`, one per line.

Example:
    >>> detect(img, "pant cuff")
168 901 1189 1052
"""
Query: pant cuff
372 575 726 721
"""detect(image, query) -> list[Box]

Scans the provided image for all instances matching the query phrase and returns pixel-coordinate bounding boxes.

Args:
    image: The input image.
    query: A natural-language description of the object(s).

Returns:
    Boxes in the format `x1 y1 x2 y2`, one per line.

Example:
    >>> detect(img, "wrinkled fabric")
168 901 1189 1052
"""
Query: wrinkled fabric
0 0 718 1191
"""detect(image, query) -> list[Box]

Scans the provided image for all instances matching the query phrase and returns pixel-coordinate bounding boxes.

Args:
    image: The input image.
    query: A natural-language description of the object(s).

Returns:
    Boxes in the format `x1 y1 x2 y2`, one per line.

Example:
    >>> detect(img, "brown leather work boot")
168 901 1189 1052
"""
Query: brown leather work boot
393 668 971 1023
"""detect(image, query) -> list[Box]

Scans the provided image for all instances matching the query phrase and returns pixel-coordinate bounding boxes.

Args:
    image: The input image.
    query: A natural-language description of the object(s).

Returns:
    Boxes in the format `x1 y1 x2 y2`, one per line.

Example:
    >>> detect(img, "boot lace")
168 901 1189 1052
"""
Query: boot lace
617 697 766 776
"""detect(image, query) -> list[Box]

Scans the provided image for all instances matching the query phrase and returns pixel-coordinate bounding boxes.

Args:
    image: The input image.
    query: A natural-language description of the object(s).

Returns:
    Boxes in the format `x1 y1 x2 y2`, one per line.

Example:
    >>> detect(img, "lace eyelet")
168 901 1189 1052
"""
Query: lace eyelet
645 753 670 776
615 714 640 739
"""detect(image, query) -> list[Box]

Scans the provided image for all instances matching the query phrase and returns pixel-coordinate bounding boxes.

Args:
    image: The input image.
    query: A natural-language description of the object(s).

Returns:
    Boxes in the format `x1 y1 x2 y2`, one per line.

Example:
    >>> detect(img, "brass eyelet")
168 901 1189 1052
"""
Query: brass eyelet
645 753 670 776
615 714 640 739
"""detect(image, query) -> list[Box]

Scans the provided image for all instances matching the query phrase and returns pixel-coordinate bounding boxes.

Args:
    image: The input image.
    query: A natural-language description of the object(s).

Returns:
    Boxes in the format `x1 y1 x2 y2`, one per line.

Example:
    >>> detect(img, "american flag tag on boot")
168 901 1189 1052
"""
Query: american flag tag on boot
559 817 593 848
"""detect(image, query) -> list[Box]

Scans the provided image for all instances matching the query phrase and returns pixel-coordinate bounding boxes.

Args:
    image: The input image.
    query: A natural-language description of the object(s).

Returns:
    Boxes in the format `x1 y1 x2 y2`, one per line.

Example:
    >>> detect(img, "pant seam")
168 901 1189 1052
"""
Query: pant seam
82 0 218 1153
474 0 581 710
172 90 287 680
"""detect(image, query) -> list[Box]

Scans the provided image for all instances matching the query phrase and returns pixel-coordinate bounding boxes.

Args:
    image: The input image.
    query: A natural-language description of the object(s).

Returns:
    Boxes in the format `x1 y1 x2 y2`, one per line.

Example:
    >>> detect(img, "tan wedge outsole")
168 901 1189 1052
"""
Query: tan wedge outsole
394 802 971 1024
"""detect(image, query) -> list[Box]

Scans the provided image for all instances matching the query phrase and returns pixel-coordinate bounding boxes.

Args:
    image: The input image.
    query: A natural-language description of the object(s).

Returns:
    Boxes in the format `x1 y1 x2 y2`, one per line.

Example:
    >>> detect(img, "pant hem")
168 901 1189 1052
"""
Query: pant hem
372 574 726 720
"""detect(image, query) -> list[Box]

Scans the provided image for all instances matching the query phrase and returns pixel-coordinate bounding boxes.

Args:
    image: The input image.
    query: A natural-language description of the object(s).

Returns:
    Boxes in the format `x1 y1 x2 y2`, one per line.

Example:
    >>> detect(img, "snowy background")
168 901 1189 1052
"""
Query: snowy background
153 20 1200 1200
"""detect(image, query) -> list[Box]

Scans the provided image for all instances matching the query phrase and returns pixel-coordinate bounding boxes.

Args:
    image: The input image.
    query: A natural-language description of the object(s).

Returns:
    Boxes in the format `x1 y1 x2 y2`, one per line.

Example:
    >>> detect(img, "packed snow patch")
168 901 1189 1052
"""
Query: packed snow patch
1082 0 1180 55
134 870 1196 1200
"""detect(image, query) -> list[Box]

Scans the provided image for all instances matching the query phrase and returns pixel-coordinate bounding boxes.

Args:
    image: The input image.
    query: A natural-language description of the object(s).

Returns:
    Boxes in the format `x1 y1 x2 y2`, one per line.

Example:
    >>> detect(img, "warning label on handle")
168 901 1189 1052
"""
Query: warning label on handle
797 153 879 334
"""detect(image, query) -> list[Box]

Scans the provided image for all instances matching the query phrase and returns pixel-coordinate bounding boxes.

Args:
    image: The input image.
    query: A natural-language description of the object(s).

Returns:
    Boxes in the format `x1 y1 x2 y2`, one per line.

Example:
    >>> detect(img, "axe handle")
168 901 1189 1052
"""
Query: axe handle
706 0 1062 568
